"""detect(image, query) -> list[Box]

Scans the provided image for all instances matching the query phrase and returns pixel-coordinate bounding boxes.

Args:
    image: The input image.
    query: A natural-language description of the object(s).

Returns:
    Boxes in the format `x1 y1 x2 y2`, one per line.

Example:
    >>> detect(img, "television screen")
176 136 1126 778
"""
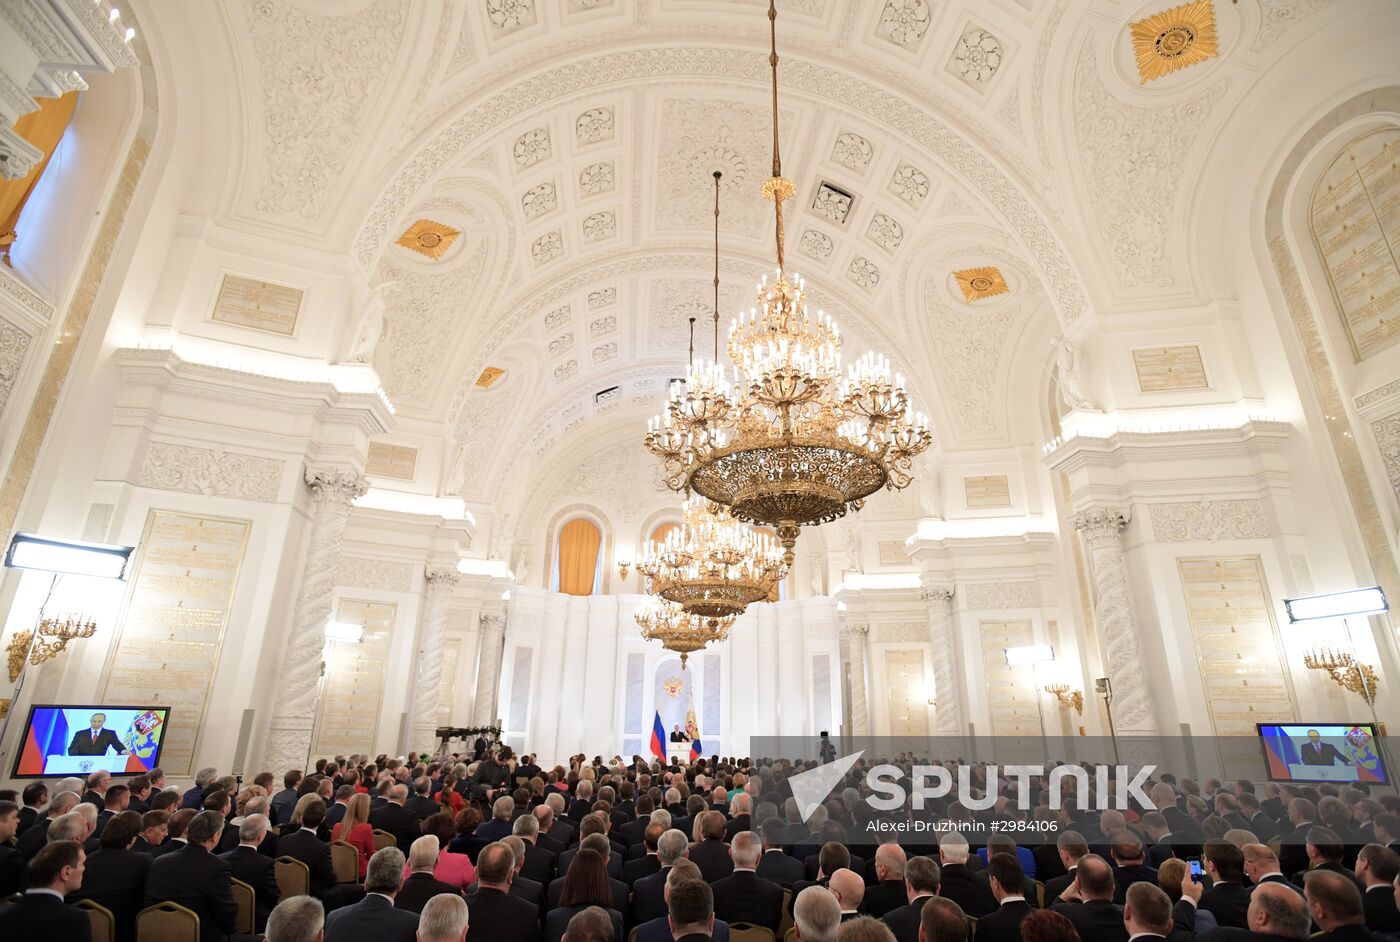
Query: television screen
12 705 170 778
1258 723 1388 784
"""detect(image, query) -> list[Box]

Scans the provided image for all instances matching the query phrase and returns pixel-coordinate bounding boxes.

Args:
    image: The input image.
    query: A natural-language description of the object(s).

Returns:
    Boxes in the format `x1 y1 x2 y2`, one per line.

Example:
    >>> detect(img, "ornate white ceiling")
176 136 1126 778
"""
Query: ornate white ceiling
142 0 1382 508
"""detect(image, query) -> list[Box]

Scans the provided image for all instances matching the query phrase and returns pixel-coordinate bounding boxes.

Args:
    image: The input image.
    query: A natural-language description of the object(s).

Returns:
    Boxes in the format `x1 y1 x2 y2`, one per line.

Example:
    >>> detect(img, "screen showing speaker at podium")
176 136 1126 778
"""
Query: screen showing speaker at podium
12 704 169 778
1258 723 1388 784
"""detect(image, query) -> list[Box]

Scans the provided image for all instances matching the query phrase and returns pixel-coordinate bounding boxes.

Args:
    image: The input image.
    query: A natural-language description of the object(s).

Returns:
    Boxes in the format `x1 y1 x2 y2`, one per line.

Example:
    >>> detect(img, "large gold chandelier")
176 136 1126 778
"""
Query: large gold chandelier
636 495 786 622
635 597 736 668
645 1 932 567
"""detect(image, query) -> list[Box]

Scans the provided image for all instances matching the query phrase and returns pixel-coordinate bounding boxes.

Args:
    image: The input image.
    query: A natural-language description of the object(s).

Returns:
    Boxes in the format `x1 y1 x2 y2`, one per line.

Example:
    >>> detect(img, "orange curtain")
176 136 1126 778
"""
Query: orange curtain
754 526 781 601
1 92 80 255
558 519 602 596
650 522 679 544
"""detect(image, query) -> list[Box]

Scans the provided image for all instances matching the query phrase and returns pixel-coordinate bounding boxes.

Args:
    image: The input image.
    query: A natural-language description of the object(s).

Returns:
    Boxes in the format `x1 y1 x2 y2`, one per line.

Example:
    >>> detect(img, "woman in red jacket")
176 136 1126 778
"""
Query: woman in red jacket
330 792 375 878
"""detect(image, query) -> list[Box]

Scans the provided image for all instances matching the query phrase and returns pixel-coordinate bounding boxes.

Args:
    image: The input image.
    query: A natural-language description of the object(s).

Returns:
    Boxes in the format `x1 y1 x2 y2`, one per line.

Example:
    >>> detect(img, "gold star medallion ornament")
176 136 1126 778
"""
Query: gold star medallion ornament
396 219 462 260
1130 0 1219 84
953 266 1009 302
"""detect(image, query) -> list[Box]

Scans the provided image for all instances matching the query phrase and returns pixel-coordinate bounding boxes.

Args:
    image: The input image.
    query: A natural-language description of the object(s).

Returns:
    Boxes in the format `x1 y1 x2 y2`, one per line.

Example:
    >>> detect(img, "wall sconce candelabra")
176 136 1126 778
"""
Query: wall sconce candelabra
1304 645 1381 704
6 614 99 682
617 559 631 581
1044 683 1084 715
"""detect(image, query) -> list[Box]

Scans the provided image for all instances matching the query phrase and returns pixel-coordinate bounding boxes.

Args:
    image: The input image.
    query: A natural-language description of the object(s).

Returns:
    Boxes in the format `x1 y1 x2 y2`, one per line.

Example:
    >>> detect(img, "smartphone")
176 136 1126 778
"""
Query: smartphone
1188 858 1204 883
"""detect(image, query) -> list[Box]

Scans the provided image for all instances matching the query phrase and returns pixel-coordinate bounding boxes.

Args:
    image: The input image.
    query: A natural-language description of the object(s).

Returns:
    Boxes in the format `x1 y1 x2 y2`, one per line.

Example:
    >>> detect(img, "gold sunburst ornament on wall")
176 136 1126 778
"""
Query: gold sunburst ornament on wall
1130 0 1219 84
953 266 1009 302
396 219 462 259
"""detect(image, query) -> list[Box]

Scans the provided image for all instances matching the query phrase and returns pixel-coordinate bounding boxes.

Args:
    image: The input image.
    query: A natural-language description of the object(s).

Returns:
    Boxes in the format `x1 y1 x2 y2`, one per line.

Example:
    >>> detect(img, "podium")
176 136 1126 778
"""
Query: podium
667 743 693 764
42 754 130 775
1287 763 1359 782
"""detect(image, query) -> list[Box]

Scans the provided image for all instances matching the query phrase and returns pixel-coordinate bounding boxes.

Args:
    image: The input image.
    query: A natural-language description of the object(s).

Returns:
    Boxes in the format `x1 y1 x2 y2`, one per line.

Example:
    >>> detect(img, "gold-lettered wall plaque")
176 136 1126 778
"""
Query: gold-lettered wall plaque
1132 344 1209 392
210 273 304 336
1311 128 1400 362
884 649 930 738
365 442 418 481
980 619 1038 738
99 511 251 777
312 598 395 757
964 474 1012 508
1179 555 1297 775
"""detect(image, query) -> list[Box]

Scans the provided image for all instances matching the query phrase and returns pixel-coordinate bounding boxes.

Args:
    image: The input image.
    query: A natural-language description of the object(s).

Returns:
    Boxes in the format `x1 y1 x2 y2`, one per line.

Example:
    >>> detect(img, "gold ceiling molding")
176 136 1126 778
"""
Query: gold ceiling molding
396 219 461 259
475 366 506 388
1130 1 1219 84
953 266 1010 302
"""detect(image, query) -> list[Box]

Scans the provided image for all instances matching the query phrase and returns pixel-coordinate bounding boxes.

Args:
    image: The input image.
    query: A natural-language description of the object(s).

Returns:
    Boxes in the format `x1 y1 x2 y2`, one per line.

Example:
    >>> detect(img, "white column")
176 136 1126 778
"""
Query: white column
845 623 870 737
922 586 961 734
472 612 507 727
410 567 460 756
264 468 369 776
1073 507 1158 735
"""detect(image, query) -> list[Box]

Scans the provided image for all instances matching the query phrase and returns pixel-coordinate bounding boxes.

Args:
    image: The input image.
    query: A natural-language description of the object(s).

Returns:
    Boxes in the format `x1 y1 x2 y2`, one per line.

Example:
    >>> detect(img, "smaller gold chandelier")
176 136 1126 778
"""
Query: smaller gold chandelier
636 496 787 621
1304 645 1381 705
635 597 735 668
1044 683 1084 714
6 614 98 681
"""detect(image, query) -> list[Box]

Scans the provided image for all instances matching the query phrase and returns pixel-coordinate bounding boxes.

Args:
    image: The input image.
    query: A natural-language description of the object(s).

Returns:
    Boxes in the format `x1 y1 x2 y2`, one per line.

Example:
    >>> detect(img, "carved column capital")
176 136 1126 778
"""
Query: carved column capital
1072 506 1130 540
848 622 870 637
426 567 461 589
304 467 369 506
920 585 955 606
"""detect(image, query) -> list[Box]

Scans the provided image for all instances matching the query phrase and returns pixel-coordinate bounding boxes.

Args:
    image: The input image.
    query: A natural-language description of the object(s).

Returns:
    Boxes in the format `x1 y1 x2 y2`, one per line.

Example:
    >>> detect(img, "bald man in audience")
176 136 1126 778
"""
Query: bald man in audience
829 868 866 923
865 844 909 918
1050 854 1126 942
1178 869 1312 940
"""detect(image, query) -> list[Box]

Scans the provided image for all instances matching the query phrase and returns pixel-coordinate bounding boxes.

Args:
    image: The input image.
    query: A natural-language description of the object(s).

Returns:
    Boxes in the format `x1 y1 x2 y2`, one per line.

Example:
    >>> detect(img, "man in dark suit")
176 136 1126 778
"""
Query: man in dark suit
0 842 92 941
0 800 23 897
1292 827 1360 889
269 770 302 827
324 786 353 833
1122 882 1175 942
1278 798 1321 879
1177 875 1311 941
1299 730 1351 766
724 795 752 843
277 800 337 898
1244 842 1304 897
670 725 690 743
514 812 558 884
882 856 940 942
325 846 420 942
81 770 112 809
16 782 47 835
624 822 665 885
712 831 783 931
558 819 623 879
93 784 131 840
405 777 440 821
864 843 910 919
938 833 997 919
475 794 517 843
68 713 127 757
70 810 150 942
756 819 804 887
131 809 169 857
1239 793 1281 842
149 808 195 861
396 836 463 914
1299 869 1382 942
1197 840 1252 929
144 810 238 942
218 812 279 932
974 852 1033 942
1046 831 1089 901
466 842 541 942
1355 843 1400 933
181 767 216 810
370 784 421 851
633 829 688 926
1108 831 1159 905
1048 854 1127 942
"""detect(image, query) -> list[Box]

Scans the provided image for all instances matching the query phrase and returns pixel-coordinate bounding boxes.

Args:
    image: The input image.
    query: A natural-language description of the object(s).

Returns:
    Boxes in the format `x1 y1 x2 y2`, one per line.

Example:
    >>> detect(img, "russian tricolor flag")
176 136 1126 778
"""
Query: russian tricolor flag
690 735 702 760
649 711 666 760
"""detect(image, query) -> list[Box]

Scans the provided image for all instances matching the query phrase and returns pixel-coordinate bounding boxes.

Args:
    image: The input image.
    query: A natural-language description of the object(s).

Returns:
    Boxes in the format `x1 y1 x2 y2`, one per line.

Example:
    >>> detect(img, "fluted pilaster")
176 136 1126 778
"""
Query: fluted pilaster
845 623 870 737
411 567 461 756
264 468 368 775
473 612 507 727
1073 507 1157 735
922 586 960 734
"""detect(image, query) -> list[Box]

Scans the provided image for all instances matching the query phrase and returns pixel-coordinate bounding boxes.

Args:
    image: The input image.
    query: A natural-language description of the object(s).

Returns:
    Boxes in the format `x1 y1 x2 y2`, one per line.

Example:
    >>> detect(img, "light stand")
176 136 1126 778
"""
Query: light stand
1096 677 1120 765
0 533 135 771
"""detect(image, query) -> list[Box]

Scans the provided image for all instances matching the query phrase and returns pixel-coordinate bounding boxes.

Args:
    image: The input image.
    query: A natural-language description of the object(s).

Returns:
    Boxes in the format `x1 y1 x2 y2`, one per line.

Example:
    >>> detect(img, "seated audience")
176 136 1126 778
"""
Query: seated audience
330 791 375 879
219 811 279 931
418 892 471 942
466 840 541 942
883 856 940 942
974 853 1032 942
918 897 970 942
325 846 419 942
794 886 842 942
0 800 22 896
0 841 91 939
70 809 148 942
265 895 323 942
144 809 238 942
545 848 625 942
397 834 463 914
711 830 783 931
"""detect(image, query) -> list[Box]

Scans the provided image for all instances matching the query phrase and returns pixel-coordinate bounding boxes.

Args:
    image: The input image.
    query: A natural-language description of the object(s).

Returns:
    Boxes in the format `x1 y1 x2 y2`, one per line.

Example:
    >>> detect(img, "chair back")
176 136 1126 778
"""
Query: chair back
136 900 200 942
0 892 20 912
782 927 797 942
330 840 359 883
230 877 255 934
72 898 115 942
1033 879 1045 907
373 828 397 851
628 927 640 942
776 888 793 940
731 923 776 942
275 855 311 898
